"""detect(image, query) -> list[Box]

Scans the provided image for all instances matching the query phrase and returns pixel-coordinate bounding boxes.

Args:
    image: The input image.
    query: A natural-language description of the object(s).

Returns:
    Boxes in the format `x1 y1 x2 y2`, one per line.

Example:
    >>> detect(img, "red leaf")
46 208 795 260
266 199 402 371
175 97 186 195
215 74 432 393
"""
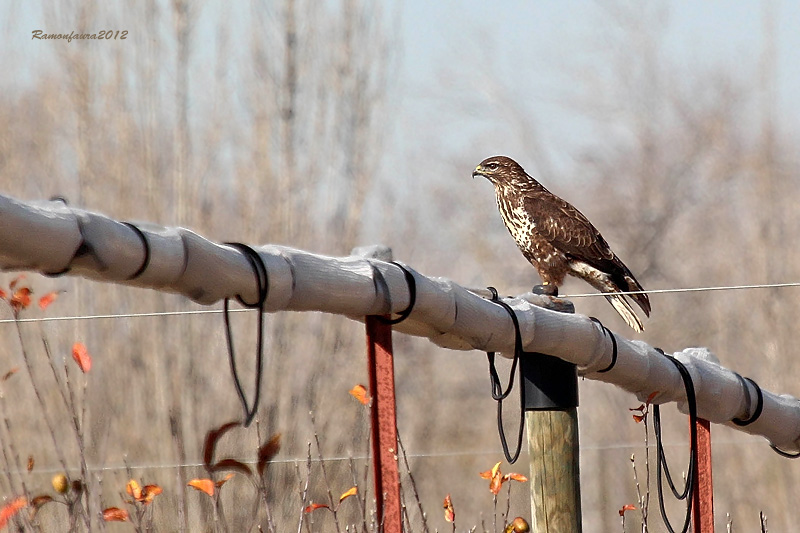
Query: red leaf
0 288 6 300
71 343 92 373
304 503 329 513
26 456 34 473
9 275 25 290
103 507 129 522
0 497 26 529
349 384 370 405
38 292 59 310
646 391 659 405
443 494 455 523
141 484 162 504
632 414 645 423
188 479 215 497
619 503 637 516
203 421 241 468
257 433 282 477
503 473 528 483
10 287 31 313
629 404 645 412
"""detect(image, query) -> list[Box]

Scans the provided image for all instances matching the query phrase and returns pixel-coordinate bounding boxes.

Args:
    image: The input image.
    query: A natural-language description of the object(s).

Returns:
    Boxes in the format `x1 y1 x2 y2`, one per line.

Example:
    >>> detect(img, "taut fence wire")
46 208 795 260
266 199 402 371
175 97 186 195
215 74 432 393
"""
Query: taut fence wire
1 193 800 453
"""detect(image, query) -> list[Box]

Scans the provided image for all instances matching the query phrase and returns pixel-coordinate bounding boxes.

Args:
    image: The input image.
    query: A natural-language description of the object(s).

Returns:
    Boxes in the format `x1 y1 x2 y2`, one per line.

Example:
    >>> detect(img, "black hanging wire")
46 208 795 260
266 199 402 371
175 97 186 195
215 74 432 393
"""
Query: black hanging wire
223 242 269 427
485 287 526 464
374 262 417 325
653 352 698 533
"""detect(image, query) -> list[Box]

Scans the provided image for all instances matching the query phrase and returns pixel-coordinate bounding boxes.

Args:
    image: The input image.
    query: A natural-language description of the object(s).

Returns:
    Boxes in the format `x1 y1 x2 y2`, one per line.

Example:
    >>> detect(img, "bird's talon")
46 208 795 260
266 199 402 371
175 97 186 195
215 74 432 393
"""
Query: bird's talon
532 284 558 297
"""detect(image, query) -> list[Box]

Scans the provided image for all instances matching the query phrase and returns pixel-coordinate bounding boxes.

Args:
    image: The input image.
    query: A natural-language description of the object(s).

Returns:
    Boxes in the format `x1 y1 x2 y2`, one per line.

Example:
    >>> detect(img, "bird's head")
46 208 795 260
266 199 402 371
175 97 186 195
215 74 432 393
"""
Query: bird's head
472 156 530 188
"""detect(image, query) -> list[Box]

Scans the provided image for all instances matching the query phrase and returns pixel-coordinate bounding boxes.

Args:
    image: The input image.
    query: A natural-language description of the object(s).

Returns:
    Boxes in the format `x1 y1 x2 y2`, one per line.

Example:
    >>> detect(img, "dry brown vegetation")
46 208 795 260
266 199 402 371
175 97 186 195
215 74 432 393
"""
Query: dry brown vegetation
2 1 800 531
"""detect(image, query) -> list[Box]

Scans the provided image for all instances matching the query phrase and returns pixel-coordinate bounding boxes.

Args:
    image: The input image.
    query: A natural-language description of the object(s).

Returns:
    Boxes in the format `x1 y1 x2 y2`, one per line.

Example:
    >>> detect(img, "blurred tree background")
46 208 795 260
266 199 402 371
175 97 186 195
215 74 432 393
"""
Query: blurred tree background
2 1 800 531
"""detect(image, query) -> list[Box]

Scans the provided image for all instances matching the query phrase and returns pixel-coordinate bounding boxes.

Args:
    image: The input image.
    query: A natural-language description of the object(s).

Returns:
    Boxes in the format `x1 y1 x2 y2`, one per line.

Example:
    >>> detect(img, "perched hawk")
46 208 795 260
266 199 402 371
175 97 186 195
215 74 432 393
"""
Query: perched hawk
473 155 651 332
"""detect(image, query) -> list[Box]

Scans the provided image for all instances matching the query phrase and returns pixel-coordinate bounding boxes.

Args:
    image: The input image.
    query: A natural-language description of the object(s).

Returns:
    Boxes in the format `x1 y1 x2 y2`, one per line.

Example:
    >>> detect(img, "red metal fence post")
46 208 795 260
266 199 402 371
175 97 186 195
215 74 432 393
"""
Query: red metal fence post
365 315 402 533
692 418 714 532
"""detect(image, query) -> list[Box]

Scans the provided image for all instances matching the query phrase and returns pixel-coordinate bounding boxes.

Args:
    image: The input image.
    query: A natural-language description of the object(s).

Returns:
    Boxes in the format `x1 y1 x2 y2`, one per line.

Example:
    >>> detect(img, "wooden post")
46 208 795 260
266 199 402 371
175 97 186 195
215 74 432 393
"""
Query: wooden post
691 418 714 532
527 409 581 532
523 353 581 533
365 316 402 533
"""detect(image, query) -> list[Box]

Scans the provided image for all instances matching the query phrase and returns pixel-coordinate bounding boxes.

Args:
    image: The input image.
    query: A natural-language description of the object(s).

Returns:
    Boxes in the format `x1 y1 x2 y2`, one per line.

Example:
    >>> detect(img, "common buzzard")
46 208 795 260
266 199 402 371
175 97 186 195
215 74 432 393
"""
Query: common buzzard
473 155 651 332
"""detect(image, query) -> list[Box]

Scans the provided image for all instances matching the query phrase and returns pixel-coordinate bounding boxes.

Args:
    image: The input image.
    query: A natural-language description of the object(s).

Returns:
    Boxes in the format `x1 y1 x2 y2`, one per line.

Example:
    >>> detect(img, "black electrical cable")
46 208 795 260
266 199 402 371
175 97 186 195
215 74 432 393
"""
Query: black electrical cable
374 262 417 325
223 242 269 427
653 354 698 533
485 287 526 464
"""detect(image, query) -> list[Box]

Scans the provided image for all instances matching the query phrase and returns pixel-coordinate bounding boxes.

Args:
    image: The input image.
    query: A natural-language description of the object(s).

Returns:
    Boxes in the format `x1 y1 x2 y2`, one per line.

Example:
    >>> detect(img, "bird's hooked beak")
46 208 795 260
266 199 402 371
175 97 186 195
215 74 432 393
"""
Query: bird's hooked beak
472 165 483 179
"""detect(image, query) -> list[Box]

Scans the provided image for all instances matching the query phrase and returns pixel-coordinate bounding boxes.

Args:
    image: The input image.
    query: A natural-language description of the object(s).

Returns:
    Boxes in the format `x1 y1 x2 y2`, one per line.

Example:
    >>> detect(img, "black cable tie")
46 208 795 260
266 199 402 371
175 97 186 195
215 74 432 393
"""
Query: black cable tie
121 222 151 281
732 376 763 427
484 286 525 464
374 262 417 325
590 317 618 374
223 242 269 427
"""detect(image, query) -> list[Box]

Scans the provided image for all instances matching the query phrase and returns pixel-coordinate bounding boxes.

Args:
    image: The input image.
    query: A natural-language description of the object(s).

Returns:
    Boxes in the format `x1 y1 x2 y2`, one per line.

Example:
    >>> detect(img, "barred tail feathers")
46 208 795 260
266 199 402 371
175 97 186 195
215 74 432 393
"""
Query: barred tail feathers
604 294 644 333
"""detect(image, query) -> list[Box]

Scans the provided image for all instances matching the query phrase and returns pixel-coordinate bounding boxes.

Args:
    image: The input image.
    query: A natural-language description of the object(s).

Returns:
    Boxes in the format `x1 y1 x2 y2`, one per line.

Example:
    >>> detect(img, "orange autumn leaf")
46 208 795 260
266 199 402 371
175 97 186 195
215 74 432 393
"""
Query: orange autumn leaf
72 343 92 373
632 414 645 423
479 461 502 480
10 287 31 313
141 485 162 504
126 479 142 500
480 461 504 495
619 504 637 516
26 455 34 473
38 292 59 310
9 275 26 291
0 288 6 300
304 503 329 513
503 472 528 483
0 497 27 529
349 384 370 405
443 494 455 523
339 486 357 502
103 507 129 522
188 478 215 497
646 391 659 405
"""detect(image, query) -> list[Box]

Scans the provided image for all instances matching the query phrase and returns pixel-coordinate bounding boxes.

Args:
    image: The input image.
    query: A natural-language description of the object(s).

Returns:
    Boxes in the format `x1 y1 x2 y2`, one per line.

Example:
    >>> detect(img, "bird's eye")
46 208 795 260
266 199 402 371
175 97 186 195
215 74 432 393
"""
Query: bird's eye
486 162 499 170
